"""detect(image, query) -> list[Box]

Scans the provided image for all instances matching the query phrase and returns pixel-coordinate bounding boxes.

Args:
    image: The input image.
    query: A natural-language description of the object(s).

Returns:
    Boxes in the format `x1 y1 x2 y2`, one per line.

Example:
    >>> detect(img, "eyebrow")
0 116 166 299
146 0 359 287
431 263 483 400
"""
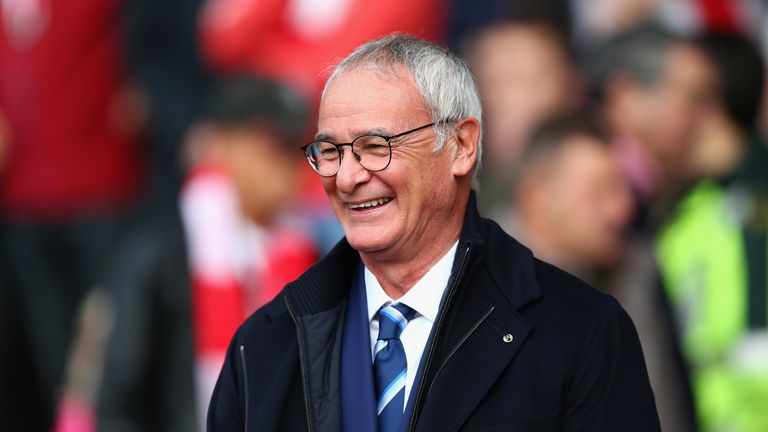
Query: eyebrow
315 127 395 142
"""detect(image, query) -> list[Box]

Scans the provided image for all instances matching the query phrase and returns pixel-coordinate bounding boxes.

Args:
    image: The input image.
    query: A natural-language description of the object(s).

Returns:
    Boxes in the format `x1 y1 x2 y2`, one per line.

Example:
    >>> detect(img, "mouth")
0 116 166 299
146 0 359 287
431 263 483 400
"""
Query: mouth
347 197 393 210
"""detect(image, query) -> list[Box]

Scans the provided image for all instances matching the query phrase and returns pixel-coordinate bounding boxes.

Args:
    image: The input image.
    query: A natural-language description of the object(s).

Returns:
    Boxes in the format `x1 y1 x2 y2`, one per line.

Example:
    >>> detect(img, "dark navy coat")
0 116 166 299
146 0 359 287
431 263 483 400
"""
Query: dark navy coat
208 194 660 431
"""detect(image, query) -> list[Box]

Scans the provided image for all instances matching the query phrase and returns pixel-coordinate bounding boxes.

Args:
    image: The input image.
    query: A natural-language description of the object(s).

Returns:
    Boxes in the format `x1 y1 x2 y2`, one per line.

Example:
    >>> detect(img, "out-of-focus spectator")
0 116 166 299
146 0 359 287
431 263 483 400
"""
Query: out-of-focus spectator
509 112 631 280
0 0 142 428
588 23 717 230
125 0 212 218
656 32 768 432
97 217 197 432
464 17 583 214
179 76 318 426
511 111 699 431
586 25 718 432
447 0 572 51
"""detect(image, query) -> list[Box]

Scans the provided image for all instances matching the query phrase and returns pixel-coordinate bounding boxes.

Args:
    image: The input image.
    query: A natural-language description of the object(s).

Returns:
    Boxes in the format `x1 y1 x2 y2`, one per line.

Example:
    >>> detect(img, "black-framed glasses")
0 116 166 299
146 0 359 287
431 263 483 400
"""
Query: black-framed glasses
301 122 436 177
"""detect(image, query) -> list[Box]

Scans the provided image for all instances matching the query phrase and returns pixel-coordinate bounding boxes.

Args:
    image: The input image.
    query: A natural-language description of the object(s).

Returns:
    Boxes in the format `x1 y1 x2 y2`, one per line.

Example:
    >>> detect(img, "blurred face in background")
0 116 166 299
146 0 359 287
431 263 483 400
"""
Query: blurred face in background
685 99 742 180
469 23 578 170
220 125 299 224
522 135 632 268
645 42 716 172
614 42 716 175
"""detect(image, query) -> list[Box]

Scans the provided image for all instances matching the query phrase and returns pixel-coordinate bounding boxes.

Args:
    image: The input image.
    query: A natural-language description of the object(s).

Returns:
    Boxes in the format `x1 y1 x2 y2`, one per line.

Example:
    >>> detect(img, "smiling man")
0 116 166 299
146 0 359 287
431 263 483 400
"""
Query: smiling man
207 34 660 432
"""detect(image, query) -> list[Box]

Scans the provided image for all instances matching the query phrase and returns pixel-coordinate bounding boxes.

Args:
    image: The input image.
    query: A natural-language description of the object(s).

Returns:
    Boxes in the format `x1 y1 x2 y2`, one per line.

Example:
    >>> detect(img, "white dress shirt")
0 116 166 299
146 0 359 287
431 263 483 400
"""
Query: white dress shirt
365 241 458 411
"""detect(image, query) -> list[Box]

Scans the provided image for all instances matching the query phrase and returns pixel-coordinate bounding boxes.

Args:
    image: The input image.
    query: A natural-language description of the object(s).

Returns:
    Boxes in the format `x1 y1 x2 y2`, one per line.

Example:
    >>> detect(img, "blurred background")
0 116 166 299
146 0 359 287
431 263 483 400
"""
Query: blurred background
0 0 767 431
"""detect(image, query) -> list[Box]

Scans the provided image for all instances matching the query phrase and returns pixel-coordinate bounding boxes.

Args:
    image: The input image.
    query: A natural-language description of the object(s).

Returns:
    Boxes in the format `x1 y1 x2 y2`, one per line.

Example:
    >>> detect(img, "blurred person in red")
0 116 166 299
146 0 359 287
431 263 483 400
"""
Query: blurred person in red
462 16 582 214
0 0 142 428
509 112 632 281
179 75 318 426
587 23 717 231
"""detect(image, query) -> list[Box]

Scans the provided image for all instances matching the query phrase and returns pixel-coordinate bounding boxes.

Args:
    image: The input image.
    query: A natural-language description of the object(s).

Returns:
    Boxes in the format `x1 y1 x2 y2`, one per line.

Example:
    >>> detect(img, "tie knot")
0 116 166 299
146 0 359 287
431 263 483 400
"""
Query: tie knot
377 303 416 340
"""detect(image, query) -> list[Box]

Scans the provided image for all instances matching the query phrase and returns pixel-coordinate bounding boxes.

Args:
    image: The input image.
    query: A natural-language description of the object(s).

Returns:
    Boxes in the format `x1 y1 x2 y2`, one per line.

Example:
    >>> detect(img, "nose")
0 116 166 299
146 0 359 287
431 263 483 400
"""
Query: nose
336 146 371 193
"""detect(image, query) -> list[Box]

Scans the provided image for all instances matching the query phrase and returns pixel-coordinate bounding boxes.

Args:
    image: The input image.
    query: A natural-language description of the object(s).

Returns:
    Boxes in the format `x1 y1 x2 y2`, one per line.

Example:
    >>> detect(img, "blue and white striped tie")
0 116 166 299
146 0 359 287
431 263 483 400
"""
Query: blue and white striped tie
374 303 416 432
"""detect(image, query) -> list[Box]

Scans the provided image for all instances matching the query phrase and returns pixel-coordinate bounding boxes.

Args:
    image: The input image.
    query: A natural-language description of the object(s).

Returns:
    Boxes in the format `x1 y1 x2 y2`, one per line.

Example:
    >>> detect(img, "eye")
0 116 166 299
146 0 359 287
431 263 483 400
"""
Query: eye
311 142 339 160
355 136 390 157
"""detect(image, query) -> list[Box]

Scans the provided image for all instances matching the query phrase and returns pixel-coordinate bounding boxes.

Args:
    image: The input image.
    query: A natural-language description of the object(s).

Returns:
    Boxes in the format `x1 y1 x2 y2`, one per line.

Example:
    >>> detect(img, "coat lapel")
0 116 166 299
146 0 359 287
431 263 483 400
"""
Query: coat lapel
412 198 541 431
415 297 533 432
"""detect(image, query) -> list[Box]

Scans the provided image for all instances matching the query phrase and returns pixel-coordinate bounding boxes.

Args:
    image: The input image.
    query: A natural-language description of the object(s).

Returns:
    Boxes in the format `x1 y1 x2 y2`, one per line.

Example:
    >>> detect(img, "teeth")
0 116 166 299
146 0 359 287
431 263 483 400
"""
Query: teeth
349 197 391 209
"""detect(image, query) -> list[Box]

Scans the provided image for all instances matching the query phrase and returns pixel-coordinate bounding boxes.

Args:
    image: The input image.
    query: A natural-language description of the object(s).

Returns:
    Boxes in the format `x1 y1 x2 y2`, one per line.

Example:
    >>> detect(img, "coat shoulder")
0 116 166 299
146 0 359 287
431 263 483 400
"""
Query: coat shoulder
529 257 633 338
233 292 294 346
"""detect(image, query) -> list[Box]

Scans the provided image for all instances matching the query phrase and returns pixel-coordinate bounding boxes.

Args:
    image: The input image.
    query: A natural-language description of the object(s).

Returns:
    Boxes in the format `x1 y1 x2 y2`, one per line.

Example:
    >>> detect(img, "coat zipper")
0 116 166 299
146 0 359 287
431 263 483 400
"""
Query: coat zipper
407 243 471 432
239 345 249 432
285 296 313 432
427 304 495 386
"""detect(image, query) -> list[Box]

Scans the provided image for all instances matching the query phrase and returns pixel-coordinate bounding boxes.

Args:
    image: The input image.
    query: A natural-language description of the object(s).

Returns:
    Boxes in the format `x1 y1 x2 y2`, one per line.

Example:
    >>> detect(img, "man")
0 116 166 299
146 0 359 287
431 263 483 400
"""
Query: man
0 0 141 428
512 113 698 432
463 17 582 214
657 33 768 432
208 34 659 431
510 112 632 281
587 24 716 231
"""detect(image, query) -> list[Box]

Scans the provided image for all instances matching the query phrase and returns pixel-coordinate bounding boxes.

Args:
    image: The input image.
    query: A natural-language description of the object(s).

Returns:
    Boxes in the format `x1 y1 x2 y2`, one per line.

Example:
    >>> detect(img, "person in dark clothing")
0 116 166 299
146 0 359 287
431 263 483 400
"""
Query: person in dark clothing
97 216 198 432
208 34 660 432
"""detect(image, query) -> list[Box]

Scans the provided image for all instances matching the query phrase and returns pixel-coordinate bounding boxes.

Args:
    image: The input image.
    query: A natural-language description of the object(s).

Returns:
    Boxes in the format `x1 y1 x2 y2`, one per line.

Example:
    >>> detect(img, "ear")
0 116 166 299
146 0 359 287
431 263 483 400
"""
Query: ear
451 117 480 177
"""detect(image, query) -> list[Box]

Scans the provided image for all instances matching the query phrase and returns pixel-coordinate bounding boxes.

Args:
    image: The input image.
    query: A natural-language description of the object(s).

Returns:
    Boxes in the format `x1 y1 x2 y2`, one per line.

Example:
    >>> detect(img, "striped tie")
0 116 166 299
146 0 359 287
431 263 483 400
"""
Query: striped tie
374 303 416 432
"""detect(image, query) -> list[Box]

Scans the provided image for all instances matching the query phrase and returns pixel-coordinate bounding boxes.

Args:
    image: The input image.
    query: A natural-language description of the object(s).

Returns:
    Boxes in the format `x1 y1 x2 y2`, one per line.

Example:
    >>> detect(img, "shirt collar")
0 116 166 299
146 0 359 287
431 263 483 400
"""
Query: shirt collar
365 241 458 324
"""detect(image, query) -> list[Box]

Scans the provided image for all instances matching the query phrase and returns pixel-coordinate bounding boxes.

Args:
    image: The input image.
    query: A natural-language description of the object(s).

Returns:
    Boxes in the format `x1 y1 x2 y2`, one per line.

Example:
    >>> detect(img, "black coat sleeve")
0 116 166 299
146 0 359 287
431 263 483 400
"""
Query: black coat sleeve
563 296 661 431
207 332 245 432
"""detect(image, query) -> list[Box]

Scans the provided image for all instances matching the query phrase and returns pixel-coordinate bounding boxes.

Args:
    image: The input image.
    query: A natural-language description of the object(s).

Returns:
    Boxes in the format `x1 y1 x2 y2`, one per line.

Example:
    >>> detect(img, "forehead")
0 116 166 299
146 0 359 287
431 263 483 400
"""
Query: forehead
663 42 714 83
317 67 430 140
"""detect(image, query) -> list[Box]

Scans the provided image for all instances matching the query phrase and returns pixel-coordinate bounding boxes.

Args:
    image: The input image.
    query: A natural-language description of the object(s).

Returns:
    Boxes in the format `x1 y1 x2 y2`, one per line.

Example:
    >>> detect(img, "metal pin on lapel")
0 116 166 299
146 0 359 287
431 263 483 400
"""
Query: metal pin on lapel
492 324 514 343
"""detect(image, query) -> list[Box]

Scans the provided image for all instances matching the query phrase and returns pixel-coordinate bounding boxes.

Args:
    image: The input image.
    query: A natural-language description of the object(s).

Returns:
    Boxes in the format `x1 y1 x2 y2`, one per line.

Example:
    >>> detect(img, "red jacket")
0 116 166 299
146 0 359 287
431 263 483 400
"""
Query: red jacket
0 0 140 219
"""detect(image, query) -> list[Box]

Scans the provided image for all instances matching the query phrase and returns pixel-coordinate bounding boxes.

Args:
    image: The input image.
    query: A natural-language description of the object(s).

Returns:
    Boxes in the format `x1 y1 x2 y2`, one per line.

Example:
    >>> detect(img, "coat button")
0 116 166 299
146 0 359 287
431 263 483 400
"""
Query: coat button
502 334 513 343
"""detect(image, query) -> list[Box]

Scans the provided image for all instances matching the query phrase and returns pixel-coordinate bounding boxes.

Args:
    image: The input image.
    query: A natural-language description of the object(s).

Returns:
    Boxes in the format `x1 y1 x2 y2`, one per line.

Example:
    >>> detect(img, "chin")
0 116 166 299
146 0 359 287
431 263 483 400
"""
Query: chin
344 229 394 254
346 237 386 253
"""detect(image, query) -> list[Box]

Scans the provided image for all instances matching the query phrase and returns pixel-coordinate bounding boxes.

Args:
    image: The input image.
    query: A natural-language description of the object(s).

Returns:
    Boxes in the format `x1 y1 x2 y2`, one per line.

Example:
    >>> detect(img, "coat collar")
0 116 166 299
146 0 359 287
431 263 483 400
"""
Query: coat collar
410 192 542 432
457 191 541 310
283 191 545 431
284 190 542 316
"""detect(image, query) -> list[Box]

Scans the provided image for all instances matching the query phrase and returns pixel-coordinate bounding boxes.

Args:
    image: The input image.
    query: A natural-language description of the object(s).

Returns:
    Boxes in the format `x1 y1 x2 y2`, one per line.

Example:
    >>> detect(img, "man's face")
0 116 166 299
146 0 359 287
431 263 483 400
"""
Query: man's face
317 68 461 259
542 136 632 266
223 127 298 224
470 23 575 169
643 42 716 172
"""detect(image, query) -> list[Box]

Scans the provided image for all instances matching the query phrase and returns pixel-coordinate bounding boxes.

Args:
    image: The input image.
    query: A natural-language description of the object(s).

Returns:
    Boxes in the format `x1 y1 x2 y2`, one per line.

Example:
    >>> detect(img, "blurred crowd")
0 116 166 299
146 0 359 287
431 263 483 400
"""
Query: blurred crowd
1 0 768 431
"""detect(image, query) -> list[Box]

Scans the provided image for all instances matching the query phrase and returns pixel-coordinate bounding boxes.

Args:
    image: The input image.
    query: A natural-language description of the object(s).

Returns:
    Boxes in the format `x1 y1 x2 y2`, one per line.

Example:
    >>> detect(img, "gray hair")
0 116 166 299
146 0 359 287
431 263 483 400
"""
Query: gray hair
322 33 484 186
586 24 678 101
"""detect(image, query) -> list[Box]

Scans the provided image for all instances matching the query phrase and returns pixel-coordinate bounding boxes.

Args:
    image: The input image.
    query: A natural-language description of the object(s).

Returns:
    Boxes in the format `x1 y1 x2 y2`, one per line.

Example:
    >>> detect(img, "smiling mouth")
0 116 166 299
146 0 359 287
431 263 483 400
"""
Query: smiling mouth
347 197 393 210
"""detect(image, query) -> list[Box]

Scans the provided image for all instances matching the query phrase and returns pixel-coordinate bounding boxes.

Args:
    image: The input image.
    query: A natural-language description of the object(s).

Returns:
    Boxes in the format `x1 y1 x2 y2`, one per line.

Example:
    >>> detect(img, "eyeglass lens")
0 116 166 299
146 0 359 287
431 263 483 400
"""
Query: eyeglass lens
305 135 391 176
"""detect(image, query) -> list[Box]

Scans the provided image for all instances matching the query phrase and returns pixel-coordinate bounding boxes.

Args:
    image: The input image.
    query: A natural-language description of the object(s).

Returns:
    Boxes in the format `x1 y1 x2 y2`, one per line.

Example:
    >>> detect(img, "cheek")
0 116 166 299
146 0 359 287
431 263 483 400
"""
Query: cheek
320 177 338 197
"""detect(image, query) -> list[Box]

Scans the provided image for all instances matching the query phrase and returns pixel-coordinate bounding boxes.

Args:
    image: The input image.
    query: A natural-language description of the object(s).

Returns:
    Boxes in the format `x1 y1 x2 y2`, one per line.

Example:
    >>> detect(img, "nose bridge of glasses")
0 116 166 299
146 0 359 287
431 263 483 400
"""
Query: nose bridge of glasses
337 143 362 162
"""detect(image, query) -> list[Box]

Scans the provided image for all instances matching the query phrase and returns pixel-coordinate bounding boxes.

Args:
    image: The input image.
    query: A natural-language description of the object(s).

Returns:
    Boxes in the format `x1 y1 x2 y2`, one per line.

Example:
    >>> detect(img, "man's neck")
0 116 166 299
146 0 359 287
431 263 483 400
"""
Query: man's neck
360 236 460 300
360 193 469 299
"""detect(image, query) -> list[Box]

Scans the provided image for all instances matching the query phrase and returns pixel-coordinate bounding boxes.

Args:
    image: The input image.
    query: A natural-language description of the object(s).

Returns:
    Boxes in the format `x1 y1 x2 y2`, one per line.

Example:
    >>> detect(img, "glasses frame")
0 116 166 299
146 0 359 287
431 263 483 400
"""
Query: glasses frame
301 122 437 177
